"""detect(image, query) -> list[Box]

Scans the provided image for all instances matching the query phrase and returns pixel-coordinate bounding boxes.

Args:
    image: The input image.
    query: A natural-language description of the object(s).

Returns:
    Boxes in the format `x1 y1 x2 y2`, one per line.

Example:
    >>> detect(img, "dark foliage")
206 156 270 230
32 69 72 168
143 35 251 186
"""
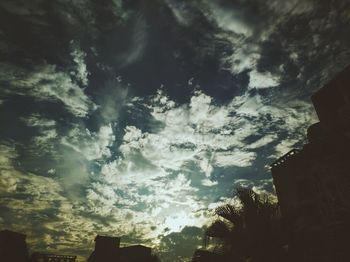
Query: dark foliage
194 188 287 262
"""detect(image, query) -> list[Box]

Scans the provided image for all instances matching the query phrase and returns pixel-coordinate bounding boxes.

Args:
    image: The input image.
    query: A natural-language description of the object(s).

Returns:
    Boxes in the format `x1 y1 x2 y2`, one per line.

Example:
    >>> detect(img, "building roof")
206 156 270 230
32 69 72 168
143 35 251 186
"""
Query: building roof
0 229 26 239
270 149 301 169
31 252 76 259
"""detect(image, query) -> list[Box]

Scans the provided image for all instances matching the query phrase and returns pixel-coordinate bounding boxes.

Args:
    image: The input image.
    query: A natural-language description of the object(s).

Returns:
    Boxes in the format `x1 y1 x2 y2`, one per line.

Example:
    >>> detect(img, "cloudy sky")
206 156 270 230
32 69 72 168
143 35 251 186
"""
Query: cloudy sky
0 0 350 261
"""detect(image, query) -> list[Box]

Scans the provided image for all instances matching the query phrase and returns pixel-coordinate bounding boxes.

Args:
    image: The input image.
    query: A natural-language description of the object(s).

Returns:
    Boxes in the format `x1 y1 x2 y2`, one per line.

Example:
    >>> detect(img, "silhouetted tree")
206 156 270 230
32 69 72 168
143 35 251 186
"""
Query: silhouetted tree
199 188 287 262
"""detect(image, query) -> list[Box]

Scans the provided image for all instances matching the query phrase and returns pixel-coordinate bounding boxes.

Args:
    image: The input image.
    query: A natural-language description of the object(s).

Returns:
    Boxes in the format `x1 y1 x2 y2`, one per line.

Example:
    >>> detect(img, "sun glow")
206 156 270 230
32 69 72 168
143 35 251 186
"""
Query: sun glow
163 211 202 233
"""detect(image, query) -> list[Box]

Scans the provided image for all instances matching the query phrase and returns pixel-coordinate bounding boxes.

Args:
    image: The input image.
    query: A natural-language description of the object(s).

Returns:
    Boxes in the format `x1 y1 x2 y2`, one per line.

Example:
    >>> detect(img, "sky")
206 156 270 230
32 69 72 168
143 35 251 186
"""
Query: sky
0 0 350 261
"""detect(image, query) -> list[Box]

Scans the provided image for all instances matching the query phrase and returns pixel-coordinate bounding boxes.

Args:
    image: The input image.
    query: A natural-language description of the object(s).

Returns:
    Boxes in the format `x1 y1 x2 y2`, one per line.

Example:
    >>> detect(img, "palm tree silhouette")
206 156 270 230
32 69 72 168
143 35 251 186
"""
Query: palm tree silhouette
199 188 287 262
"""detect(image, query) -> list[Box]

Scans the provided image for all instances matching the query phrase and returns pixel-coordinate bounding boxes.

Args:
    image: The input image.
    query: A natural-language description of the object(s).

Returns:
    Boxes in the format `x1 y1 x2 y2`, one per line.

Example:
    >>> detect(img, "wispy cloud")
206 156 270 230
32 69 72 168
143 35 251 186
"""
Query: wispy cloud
0 144 20 194
61 124 115 161
70 42 89 87
0 63 96 117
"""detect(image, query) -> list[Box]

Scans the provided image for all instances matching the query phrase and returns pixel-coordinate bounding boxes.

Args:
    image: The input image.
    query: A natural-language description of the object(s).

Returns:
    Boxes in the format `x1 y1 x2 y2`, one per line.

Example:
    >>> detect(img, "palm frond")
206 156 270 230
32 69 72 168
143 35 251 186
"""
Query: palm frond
236 188 259 212
215 204 243 228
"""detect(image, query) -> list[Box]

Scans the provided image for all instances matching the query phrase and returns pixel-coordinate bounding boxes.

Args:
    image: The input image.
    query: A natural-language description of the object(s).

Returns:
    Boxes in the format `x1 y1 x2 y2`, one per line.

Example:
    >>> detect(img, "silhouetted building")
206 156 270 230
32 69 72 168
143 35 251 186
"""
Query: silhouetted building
88 235 154 262
311 66 350 129
119 245 152 262
30 252 76 262
271 65 350 261
88 235 120 262
0 229 29 262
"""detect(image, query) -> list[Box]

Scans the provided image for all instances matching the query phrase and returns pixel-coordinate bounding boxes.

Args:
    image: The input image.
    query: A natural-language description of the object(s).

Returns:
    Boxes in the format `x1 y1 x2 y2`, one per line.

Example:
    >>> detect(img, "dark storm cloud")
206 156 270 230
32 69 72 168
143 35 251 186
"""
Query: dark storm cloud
0 0 90 65
177 0 350 95
1 0 349 101
255 0 350 92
